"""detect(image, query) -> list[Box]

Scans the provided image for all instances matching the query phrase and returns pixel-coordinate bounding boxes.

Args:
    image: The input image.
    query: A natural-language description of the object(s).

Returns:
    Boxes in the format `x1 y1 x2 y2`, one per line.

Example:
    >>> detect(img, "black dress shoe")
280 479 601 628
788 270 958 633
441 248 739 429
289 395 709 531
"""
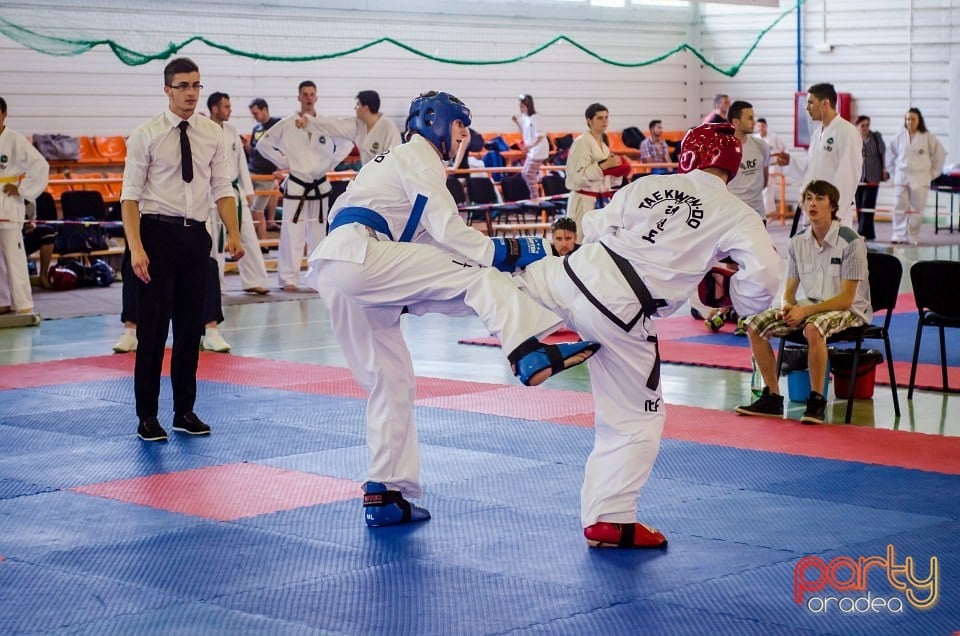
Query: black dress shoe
172 411 211 435
137 416 168 442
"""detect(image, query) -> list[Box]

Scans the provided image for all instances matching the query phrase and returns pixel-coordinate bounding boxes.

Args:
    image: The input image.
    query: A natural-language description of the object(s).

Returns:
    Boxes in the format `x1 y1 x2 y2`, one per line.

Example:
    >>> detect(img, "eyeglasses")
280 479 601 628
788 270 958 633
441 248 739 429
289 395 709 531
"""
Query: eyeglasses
168 83 203 92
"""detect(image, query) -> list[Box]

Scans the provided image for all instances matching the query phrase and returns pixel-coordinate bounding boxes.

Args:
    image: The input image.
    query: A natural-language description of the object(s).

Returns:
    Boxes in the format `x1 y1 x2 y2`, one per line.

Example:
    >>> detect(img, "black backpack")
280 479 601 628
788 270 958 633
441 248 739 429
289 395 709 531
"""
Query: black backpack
622 127 645 149
54 217 109 254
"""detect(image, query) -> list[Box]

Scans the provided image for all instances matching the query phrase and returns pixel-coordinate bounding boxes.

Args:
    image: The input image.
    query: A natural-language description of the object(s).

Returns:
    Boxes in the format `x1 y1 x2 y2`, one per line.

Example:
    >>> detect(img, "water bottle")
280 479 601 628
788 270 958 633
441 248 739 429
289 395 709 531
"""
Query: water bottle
705 312 725 333
750 355 763 397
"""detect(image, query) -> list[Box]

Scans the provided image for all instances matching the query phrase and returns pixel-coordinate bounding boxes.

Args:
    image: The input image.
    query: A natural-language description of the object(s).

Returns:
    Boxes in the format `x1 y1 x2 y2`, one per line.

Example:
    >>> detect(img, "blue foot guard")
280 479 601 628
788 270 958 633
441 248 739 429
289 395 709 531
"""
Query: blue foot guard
363 481 431 527
508 337 601 386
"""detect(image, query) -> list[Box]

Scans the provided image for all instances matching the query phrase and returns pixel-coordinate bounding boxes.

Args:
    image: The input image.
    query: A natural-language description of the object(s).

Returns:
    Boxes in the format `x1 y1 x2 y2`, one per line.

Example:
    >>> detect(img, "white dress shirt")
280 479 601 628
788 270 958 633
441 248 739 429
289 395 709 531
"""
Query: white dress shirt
121 109 233 221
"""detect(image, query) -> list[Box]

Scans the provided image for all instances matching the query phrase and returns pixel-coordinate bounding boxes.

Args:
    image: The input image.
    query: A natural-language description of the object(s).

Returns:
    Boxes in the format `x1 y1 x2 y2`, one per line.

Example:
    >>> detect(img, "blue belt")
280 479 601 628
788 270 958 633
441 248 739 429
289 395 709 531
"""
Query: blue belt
328 194 428 243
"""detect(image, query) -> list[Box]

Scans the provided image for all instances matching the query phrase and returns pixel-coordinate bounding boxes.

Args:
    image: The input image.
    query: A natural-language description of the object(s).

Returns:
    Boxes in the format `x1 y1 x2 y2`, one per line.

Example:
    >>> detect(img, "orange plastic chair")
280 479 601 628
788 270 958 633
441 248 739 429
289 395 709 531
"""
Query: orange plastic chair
607 131 639 159
45 172 73 199
70 172 115 200
94 136 127 162
77 137 104 163
662 130 686 144
105 172 125 199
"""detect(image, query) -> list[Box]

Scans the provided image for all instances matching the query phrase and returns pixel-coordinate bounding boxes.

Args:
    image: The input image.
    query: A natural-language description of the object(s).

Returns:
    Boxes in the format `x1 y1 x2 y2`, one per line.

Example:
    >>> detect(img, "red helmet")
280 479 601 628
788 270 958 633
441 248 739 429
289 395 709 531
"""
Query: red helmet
678 123 742 181
48 266 79 291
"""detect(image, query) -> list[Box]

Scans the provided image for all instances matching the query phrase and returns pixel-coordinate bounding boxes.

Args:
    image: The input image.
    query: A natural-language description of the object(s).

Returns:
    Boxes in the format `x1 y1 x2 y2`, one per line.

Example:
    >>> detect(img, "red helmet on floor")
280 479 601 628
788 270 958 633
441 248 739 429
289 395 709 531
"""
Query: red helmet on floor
697 266 734 308
678 123 742 182
48 266 79 291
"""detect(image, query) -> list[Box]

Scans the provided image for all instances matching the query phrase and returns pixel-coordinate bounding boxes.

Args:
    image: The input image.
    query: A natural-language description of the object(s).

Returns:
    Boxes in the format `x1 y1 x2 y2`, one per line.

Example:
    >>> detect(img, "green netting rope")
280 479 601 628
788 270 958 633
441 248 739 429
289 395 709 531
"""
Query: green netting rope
0 1 801 77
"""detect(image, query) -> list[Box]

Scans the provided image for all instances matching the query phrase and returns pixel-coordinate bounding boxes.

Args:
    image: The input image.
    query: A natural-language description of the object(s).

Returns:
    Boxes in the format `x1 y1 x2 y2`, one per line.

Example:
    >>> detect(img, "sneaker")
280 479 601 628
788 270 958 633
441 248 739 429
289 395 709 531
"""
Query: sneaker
137 416 168 442
113 329 138 353
584 522 667 548
362 481 430 527
201 329 231 353
733 316 748 337
735 386 784 417
800 391 827 425
172 411 211 435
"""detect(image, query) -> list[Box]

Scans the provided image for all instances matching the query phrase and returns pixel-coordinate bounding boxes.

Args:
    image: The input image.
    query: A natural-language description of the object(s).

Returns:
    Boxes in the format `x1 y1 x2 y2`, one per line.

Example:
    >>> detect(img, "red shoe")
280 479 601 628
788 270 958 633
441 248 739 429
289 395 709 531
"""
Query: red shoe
584 522 667 548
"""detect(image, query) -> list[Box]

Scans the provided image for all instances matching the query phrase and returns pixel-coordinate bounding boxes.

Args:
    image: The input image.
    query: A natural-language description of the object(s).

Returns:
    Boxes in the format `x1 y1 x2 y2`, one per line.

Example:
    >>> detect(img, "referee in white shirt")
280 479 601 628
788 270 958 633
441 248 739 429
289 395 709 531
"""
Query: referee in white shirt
120 57 243 442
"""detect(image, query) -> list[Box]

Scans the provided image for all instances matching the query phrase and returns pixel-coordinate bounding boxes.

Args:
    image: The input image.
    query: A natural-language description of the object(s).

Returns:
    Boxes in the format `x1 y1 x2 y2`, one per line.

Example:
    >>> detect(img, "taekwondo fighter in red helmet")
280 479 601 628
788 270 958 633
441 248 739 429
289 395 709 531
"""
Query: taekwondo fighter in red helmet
518 123 781 548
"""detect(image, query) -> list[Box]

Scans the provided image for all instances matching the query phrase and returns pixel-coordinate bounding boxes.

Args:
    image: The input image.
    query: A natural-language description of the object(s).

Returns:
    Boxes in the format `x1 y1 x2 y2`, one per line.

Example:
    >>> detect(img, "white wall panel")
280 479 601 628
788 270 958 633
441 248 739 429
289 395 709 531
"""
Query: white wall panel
0 0 695 137
1 0 955 211
698 0 958 213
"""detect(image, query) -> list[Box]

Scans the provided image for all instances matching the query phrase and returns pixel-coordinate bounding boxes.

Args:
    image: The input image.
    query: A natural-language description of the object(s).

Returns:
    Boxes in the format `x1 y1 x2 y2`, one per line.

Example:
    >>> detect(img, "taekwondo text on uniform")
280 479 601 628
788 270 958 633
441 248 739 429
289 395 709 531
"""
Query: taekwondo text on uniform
637 190 705 244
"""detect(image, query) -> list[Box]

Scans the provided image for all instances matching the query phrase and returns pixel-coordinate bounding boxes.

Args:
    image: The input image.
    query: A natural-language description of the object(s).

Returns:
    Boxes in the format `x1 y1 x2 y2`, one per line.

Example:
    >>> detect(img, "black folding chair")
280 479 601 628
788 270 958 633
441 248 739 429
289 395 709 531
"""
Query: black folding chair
907 260 960 399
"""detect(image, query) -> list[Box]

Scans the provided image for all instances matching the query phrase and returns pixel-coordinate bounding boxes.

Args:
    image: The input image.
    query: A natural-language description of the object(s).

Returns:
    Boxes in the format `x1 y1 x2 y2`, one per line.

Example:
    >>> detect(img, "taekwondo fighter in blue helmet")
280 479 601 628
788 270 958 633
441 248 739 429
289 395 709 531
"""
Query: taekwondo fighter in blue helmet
306 91 600 527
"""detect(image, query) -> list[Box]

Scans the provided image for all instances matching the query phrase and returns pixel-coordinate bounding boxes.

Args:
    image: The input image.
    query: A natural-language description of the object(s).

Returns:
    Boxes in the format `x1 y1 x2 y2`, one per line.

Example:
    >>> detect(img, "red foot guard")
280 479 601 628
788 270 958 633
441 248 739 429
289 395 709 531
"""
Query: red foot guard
584 522 667 549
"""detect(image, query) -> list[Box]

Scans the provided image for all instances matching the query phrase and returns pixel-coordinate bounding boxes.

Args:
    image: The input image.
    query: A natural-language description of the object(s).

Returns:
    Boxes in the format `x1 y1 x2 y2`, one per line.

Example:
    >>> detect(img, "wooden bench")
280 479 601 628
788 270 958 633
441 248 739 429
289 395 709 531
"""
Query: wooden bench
490 222 552 237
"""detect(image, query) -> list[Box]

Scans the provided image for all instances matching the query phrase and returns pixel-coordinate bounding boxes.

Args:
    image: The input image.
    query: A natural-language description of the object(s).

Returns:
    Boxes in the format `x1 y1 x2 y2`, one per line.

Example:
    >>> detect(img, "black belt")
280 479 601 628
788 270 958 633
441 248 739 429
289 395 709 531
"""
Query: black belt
563 243 666 390
285 174 328 223
141 214 204 227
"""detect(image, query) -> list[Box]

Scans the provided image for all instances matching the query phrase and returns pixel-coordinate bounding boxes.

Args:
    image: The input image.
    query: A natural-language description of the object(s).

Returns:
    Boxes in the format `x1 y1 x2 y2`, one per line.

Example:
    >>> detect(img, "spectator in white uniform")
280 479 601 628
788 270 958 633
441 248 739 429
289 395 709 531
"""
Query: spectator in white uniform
754 118 788 218
0 96 48 317
518 124 780 548
299 90 402 166
256 81 350 291
306 91 600 528
797 83 862 230
512 93 550 199
565 103 630 242
885 107 946 245
207 91 270 295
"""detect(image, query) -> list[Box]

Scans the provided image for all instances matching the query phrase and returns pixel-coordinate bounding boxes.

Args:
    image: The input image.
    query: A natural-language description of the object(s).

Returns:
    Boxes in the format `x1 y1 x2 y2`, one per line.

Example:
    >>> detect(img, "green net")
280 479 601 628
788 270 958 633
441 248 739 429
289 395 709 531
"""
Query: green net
0 1 801 77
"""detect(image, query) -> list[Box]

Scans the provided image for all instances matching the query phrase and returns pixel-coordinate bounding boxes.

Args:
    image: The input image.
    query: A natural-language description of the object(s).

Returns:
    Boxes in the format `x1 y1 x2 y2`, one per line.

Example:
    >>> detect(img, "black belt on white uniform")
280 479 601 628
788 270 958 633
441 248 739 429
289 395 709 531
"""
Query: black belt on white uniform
563 242 667 390
284 174 328 223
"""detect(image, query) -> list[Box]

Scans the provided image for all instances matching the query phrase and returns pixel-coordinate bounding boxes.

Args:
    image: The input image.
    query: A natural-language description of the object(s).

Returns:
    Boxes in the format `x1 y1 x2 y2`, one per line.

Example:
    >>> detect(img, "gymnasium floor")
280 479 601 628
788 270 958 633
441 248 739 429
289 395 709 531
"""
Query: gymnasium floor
1 226 958 634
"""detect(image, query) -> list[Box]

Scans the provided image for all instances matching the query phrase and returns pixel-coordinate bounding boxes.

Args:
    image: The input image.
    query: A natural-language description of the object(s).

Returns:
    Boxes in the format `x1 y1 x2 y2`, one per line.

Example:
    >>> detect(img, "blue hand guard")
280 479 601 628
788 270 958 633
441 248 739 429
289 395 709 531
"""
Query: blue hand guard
491 237 548 273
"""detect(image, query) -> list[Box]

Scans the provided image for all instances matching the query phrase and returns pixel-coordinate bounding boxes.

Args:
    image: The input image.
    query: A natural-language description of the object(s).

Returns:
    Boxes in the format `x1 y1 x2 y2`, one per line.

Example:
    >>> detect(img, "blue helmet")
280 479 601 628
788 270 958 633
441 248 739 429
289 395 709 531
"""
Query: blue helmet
90 259 115 287
405 91 472 160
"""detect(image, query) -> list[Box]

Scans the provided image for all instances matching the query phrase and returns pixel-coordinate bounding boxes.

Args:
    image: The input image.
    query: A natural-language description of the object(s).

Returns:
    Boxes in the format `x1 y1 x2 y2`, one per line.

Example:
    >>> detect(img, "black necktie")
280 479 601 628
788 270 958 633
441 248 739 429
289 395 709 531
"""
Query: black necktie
178 120 193 183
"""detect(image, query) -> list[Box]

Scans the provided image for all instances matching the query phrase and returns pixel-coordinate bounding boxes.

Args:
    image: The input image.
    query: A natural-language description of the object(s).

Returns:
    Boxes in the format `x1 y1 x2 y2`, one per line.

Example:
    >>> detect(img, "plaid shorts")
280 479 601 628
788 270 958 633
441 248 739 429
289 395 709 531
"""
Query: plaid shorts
745 307 865 340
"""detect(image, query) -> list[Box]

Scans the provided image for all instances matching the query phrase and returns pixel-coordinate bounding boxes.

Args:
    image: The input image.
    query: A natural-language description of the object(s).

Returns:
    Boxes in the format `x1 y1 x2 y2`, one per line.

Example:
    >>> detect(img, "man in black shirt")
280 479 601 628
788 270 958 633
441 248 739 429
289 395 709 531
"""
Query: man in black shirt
245 97 281 237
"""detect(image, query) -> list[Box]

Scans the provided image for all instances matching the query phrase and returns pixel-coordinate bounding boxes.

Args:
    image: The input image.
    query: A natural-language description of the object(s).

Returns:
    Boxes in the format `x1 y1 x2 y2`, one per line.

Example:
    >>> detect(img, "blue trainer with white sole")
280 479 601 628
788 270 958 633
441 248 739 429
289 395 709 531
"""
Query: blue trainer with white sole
362 481 431 527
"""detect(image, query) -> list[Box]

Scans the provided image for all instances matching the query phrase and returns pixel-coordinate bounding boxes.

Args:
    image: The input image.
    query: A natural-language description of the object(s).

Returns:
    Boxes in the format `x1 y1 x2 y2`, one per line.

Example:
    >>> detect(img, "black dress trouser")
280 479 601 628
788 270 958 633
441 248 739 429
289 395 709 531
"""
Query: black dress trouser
134 216 212 419
855 185 879 240
122 251 223 326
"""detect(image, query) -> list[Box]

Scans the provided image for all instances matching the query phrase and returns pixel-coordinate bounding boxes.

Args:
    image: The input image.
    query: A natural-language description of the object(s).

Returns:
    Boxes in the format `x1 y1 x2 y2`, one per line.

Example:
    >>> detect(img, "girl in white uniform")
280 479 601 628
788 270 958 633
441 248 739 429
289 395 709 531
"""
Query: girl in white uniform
519 124 781 548
564 103 628 241
886 108 946 245
306 91 599 528
0 98 48 315
512 94 550 199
